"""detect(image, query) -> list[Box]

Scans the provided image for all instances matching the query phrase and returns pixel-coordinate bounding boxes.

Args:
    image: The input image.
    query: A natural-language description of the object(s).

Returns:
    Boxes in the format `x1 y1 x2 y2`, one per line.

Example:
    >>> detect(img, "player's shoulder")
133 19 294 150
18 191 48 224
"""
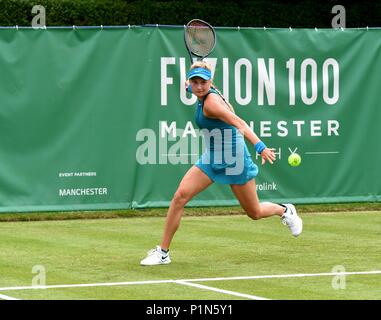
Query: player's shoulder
204 90 222 106
203 92 229 118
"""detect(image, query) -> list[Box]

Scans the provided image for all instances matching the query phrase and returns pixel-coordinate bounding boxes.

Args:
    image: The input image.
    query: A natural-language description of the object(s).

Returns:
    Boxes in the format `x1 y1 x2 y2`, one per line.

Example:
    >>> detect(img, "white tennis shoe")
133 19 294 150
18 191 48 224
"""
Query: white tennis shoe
140 246 171 266
281 204 303 237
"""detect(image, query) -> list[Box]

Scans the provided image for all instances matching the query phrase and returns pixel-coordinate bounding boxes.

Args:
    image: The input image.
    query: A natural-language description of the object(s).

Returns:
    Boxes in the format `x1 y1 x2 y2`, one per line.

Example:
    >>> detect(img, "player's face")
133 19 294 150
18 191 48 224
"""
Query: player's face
189 77 211 98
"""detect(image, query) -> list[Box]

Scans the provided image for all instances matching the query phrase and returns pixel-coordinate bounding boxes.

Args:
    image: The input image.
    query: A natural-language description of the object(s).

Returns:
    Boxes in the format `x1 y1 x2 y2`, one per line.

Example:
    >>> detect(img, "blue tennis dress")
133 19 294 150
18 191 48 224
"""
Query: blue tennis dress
194 89 258 185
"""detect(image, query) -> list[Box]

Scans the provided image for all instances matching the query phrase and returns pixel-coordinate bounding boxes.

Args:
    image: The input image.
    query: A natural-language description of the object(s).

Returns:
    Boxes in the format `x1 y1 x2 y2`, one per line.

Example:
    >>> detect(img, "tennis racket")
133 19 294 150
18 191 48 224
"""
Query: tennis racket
184 19 216 65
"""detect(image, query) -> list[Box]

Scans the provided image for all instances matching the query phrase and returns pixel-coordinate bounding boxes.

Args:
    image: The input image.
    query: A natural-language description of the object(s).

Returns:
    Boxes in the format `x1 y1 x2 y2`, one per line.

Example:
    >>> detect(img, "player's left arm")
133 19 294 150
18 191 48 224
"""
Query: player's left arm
203 94 276 165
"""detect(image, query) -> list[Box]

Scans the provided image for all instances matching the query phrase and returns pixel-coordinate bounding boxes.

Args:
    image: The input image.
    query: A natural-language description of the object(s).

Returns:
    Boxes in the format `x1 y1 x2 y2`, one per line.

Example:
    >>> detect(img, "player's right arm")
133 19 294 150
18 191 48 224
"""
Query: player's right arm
203 94 276 165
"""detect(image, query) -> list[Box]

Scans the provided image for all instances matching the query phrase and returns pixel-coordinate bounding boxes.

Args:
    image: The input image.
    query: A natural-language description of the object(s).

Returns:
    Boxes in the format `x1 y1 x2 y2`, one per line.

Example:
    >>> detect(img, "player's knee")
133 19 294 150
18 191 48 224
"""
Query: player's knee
246 208 262 220
172 188 191 207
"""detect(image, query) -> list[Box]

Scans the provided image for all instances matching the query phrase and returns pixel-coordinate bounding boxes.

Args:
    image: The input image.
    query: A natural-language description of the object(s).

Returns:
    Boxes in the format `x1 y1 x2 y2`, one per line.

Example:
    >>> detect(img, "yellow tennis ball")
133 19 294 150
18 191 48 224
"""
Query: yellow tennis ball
288 153 301 167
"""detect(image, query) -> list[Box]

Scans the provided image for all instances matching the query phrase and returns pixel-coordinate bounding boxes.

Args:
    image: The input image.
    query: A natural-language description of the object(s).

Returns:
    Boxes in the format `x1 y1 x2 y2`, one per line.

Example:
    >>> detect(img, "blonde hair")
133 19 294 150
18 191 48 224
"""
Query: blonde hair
189 61 235 113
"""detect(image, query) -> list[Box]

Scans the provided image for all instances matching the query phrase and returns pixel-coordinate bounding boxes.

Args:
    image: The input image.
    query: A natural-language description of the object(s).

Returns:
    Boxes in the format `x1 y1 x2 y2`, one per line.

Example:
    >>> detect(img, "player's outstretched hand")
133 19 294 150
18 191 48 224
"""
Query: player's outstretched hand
261 148 276 165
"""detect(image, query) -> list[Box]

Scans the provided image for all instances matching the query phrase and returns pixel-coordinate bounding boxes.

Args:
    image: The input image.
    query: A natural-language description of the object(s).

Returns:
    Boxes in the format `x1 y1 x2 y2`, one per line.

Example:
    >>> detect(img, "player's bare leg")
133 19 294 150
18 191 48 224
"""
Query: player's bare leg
141 166 212 265
230 180 284 219
161 166 213 249
231 179 302 236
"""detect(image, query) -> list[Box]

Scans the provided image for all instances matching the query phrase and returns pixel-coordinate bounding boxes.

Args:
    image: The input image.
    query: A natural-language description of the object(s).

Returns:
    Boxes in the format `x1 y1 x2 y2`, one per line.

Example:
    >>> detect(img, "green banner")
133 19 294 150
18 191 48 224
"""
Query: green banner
0 27 380 212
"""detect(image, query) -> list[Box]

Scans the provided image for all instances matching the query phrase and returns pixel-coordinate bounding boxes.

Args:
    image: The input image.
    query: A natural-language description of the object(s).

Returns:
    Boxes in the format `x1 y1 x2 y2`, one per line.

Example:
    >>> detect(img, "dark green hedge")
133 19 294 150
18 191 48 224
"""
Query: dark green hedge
0 0 379 27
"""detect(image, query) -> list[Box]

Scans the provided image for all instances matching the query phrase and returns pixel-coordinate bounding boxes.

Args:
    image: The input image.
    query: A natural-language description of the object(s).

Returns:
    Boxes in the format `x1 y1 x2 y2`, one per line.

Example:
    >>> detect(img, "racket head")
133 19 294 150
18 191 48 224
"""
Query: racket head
184 19 216 59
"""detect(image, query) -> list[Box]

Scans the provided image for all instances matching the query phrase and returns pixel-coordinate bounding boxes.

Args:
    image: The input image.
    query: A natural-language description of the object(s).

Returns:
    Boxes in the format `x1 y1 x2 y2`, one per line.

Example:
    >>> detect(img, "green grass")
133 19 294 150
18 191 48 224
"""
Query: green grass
0 211 380 300
0 202 380 222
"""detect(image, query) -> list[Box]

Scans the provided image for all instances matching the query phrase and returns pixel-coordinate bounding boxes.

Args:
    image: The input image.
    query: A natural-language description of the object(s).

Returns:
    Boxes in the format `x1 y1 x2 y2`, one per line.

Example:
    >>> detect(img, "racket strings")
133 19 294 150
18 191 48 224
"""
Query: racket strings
185 22 215 57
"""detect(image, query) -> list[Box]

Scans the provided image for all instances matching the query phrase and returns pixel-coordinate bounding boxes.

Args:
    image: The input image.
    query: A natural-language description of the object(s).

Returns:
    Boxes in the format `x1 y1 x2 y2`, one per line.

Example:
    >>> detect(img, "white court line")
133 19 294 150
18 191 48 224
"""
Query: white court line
0 270 380 292
180 270 381 282
175 280 269 300
0 293 20 300
0 279 173 291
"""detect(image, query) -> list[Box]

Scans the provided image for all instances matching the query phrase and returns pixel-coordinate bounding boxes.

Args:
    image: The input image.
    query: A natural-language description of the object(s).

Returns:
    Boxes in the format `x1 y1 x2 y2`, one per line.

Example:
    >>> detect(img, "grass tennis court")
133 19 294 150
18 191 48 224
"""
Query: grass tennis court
0 210 380 300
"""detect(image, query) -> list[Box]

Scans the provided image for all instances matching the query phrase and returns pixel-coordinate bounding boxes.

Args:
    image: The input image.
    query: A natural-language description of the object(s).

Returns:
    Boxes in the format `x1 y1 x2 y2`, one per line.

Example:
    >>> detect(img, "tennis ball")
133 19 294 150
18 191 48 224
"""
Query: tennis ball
288 153 301 167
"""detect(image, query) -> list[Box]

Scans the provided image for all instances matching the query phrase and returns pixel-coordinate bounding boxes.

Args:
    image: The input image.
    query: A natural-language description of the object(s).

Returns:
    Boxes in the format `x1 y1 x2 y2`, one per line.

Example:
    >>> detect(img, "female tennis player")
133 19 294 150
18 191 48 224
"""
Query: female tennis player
141 61 302 266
